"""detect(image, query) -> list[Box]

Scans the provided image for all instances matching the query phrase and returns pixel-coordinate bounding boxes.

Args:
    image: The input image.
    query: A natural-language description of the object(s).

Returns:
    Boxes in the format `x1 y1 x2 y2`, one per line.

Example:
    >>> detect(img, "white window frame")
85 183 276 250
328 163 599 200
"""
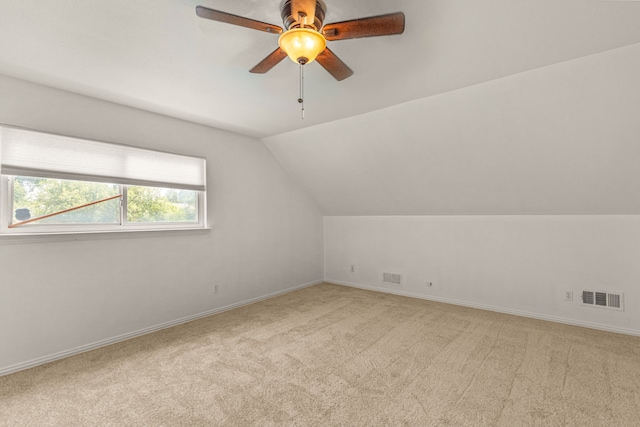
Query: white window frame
0 126 207 236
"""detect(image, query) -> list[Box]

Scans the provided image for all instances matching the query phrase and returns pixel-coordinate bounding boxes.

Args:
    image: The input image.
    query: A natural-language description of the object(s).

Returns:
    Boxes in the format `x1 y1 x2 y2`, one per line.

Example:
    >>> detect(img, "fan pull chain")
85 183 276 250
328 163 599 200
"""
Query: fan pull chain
298 63 305 119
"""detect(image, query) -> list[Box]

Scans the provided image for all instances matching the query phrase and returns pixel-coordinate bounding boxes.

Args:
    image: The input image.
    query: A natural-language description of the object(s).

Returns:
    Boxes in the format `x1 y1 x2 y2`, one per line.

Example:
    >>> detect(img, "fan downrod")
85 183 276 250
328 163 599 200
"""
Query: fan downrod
280 0 327 29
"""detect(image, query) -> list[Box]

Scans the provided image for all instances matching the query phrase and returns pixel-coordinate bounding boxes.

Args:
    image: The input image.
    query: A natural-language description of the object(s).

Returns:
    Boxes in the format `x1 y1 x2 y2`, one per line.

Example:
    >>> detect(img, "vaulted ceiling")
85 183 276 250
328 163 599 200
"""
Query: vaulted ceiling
1 1 640 215
1 1 639 137
264 43 640 215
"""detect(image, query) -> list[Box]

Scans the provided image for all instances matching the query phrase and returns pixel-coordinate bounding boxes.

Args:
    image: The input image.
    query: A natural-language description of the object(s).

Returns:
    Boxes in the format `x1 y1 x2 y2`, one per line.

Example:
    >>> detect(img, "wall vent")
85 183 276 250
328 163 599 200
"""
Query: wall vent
383 272 402 286
581 290 624 311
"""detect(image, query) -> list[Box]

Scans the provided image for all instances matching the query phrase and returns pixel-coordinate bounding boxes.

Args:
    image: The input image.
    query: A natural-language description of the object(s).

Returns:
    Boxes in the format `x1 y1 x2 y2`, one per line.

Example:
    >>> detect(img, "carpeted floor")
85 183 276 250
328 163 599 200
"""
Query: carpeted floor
1 283 639 426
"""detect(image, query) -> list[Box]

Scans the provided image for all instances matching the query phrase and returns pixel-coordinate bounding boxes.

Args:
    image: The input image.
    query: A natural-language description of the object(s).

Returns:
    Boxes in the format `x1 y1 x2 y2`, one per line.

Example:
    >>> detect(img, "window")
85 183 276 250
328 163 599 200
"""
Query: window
0 126 206 234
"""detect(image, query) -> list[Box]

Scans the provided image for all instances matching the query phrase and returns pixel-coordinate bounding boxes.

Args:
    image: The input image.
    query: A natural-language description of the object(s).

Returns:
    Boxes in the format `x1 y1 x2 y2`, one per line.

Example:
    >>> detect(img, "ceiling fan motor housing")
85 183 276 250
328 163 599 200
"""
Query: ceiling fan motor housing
280 0 327 30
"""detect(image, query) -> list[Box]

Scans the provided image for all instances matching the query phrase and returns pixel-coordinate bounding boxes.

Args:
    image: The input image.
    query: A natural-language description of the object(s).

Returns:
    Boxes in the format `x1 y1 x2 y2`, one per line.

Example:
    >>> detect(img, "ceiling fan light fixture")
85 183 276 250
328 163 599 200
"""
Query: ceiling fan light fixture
278 28 326 64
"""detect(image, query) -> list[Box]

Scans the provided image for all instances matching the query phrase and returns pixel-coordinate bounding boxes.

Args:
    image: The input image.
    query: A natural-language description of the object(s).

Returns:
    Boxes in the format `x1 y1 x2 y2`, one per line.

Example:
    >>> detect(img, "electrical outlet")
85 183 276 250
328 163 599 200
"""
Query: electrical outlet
564 291 573 301
350 264 356 273
213 284 219 294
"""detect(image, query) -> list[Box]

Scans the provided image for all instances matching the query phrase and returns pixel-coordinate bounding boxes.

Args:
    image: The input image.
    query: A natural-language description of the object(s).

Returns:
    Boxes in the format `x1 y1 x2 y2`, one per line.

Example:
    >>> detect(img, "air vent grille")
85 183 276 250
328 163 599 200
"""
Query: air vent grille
582 291 594 305
383 272 402 286
608 293 621 309
581 290 623 311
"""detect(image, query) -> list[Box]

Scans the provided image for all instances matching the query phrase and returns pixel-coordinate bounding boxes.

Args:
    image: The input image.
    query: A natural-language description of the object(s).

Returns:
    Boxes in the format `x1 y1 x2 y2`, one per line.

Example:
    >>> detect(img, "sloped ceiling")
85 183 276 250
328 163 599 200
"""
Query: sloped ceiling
1 1 640 215
264 43 640 215
1 1 640 138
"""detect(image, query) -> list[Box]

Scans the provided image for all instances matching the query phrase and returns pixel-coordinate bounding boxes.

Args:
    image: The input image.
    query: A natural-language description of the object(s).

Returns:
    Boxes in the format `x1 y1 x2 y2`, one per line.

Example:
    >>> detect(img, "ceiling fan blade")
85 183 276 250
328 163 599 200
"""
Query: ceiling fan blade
196 6 282 34
291 0 316 28
322 12 405 41
316 48 354 81
249 48 288 74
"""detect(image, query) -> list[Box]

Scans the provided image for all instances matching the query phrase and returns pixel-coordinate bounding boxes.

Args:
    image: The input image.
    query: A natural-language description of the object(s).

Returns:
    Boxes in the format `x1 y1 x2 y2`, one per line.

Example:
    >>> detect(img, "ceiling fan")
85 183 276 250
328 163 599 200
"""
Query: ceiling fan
195 0 405 81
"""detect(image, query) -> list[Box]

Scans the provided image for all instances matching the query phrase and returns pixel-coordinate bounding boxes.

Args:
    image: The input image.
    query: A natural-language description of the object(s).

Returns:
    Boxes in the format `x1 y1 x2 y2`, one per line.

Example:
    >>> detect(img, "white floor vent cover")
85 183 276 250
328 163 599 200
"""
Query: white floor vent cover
383 272 402 286
581 290 624 311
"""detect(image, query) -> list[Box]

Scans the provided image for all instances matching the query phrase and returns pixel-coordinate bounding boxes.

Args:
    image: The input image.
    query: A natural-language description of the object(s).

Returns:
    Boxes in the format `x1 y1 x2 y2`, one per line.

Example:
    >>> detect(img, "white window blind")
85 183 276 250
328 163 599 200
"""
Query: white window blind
0 126 206 191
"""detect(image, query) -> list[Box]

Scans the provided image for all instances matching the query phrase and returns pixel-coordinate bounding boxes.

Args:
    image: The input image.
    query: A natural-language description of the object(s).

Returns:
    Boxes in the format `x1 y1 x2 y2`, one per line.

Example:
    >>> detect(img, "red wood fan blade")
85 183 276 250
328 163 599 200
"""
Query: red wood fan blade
316 48 354 81
196 6 283 34
322 12 405 41
291 0 317 28
250 48 288 74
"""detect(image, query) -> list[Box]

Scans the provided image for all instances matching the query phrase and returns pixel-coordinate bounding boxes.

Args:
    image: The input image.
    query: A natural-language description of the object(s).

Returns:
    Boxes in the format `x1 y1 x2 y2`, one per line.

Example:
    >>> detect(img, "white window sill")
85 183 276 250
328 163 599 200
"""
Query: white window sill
0 227 212 244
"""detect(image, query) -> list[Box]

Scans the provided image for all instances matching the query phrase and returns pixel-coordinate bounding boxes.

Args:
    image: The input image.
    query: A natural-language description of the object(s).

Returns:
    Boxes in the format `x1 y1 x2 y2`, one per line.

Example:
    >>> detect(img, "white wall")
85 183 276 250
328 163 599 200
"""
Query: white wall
0 75 323 374
325 216 640 335
262 42 640 336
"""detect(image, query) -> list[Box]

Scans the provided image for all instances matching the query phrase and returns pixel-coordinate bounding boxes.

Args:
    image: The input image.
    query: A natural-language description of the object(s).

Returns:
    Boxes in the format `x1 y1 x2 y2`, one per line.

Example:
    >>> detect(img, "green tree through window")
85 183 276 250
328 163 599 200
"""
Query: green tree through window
11 177 197 226
12 177 119 224
127 186 196 223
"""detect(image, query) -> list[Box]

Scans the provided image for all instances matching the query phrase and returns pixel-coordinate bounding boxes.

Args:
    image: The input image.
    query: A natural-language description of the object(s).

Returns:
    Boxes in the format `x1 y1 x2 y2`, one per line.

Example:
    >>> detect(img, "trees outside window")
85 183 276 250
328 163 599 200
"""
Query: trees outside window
9 176 199 230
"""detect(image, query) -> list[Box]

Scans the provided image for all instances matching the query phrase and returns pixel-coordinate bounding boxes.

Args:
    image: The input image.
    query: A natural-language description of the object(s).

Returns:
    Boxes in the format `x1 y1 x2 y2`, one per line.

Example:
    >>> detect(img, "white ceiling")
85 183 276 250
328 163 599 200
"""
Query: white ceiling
2 1 640 216
1 0 640 138
264 43 640 215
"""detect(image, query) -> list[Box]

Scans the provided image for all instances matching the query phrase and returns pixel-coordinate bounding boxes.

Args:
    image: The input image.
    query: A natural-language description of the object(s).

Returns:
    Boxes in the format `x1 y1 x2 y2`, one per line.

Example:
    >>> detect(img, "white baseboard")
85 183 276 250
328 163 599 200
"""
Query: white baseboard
0 279 323 377
326 279 640 338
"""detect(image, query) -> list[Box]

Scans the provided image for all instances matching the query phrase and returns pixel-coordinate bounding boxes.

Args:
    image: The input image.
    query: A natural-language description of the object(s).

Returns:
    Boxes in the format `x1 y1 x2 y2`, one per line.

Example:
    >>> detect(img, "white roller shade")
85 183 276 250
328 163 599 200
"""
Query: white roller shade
0 126 206 191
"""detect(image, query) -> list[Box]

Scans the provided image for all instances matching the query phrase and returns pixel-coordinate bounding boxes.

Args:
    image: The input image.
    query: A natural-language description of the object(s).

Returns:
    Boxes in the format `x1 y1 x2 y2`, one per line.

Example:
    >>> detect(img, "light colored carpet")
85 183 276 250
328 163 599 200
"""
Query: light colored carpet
1 283 639 426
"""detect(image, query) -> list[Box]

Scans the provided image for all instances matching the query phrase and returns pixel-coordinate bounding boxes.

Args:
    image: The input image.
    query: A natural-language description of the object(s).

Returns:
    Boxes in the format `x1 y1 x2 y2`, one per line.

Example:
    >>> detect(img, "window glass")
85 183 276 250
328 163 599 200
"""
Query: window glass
11 176 120 226
1 125 206 235
126 186 197 223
